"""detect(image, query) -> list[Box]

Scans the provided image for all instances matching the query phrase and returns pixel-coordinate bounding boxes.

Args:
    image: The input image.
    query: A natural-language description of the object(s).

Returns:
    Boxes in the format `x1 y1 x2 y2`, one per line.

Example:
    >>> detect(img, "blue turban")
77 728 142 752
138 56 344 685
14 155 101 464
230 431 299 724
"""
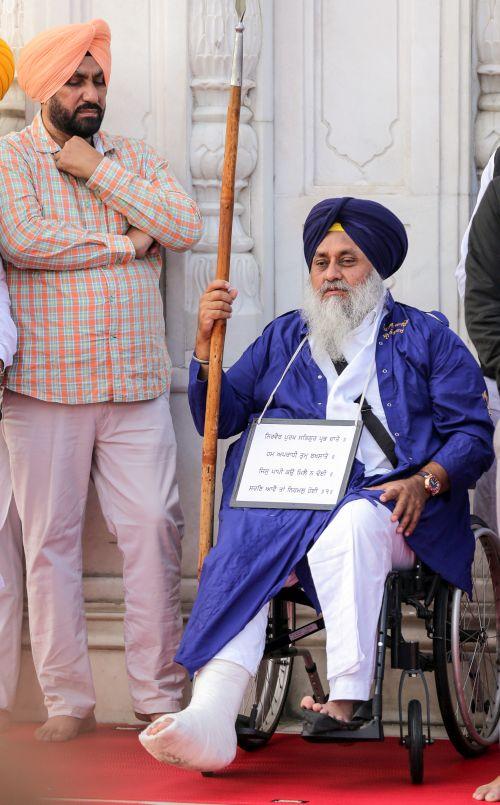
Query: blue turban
303 197 408 279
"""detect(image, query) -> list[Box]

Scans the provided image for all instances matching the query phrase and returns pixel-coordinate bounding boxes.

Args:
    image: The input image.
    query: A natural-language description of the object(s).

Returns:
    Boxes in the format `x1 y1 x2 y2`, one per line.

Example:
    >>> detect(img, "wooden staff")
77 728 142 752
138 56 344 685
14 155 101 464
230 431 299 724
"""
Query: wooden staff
197 3 246 577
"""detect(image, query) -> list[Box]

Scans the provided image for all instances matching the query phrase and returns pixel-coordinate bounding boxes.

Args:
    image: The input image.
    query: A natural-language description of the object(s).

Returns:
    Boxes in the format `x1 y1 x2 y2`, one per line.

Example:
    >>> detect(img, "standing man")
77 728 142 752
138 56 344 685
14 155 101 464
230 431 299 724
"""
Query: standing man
461 161 500 804
0 36 23 735
0 19 202 742
456 150 500 535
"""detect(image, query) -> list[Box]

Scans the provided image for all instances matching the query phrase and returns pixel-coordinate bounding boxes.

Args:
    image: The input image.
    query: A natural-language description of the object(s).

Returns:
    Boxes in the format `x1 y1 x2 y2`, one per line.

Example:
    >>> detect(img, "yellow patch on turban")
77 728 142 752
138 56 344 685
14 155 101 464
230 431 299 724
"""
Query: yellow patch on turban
17 19 111 103
0 39 15 101
328 222 345 232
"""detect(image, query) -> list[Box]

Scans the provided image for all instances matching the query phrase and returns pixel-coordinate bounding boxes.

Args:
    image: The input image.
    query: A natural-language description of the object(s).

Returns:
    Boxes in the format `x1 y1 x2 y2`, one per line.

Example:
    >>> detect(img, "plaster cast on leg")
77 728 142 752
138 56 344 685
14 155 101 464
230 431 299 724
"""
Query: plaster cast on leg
139 659 250 771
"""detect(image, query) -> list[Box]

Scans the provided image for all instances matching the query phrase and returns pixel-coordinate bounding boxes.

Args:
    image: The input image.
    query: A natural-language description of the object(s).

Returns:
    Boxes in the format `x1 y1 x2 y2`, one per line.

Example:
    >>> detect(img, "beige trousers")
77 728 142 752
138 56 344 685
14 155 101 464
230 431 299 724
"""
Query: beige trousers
0 430 23 711
2 390 184 719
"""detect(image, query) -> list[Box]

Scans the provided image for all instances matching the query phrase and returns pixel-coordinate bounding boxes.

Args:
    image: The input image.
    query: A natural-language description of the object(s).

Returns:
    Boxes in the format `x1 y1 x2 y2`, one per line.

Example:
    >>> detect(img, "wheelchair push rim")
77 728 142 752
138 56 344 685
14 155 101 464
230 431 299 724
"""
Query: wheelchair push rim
450 526 500 747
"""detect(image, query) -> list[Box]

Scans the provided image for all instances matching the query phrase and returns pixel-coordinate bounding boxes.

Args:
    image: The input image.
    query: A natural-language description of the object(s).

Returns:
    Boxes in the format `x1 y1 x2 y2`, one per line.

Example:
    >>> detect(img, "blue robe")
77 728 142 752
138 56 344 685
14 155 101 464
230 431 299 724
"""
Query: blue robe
176 293 494 677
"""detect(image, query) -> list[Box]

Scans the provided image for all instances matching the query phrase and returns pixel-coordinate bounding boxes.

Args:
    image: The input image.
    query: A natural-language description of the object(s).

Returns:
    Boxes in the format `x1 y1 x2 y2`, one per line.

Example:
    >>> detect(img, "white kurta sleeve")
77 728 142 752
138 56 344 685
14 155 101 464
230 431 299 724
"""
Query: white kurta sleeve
0 257 16 368
455 152 496 298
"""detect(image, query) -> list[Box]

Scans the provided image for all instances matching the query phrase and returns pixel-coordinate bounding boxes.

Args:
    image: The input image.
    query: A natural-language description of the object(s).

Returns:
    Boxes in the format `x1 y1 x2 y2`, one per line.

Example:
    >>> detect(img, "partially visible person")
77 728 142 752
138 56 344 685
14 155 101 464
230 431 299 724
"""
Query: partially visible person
456 149 500 534
462 155 500 803
0 36 23 735
0 258 21 735
474 779 500 802
0 19 202 742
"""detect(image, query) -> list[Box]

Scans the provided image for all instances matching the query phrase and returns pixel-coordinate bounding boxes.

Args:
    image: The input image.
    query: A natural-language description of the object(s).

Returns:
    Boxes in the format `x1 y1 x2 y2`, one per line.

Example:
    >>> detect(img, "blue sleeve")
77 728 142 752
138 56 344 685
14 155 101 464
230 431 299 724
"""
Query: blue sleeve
427 325 494 487
187 336 263 438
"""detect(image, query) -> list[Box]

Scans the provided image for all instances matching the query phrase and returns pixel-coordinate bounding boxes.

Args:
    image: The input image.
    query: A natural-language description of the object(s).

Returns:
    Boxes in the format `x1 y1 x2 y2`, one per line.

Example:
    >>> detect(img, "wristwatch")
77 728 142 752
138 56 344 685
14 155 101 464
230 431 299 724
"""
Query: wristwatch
417 470 441 496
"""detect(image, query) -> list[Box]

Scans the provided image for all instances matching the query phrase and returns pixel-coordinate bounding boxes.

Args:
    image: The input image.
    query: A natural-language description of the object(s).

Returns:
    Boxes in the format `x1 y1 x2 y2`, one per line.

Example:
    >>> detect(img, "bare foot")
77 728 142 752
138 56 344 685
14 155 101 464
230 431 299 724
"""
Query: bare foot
473 777 500 801
301 695 354 722
34 714 97 742
0 709 11 733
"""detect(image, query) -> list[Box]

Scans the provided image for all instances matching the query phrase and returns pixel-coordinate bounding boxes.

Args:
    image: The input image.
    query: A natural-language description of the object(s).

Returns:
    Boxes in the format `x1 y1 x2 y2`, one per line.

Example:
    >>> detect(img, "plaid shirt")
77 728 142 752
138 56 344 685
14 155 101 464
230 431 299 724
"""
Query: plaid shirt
0 112 202 404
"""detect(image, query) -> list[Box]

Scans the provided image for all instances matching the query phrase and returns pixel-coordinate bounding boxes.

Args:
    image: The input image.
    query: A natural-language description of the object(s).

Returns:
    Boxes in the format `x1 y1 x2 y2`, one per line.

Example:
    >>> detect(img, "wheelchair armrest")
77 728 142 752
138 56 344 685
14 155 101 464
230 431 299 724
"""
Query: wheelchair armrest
470 513 490 530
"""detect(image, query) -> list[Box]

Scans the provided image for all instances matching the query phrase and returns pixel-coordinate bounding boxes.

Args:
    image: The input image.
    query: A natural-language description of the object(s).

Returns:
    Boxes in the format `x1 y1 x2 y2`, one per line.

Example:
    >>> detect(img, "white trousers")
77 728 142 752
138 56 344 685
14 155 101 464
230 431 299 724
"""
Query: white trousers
2 390 185 718
0 430 23 712
216 499 415 701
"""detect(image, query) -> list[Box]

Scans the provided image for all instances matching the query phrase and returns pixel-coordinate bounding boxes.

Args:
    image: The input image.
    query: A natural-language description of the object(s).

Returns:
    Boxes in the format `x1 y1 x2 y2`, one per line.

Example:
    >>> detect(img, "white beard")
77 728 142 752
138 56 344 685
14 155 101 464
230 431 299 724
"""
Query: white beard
301 270 385 361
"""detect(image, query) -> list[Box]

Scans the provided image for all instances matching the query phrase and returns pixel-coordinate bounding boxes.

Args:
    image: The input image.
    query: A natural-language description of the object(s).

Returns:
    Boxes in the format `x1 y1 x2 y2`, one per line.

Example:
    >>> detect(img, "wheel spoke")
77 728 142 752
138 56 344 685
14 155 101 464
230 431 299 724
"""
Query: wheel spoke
238 601 296 738
466 641 487 716
446 533 500 746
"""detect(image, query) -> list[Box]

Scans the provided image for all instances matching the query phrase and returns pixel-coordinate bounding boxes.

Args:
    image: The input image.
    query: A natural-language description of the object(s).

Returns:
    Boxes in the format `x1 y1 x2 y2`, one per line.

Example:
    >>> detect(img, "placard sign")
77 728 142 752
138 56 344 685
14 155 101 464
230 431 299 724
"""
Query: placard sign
231 418 363 510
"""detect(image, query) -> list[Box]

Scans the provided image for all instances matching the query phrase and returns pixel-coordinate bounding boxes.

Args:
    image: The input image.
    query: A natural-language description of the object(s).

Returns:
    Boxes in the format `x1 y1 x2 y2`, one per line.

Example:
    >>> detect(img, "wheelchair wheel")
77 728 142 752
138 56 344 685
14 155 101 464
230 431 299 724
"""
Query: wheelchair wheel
407 699 424 785
433 524 500 757
236 597 295 750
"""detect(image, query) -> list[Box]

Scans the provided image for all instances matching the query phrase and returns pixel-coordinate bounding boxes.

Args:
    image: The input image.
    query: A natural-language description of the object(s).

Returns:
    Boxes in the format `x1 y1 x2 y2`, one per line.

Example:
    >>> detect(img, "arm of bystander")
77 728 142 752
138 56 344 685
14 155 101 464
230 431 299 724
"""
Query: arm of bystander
0 143 136 271
85 143 202 252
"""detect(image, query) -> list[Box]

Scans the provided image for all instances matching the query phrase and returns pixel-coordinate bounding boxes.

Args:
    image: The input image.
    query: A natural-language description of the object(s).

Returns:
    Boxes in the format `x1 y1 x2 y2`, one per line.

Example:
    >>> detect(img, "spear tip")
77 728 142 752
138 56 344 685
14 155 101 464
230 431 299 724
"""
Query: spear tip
235 0 246 22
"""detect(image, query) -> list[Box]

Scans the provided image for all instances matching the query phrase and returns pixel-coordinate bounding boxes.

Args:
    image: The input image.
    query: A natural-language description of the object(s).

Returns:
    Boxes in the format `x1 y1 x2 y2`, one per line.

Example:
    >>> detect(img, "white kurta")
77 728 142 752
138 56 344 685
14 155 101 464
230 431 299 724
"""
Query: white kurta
455 151 495 298
216 296 415 701
309 291 392 478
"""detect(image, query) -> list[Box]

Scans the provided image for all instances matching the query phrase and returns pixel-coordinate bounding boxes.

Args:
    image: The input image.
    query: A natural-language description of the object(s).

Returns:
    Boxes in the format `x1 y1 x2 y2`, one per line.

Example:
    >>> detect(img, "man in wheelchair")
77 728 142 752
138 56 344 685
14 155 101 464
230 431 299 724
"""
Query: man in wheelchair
139 197 494 772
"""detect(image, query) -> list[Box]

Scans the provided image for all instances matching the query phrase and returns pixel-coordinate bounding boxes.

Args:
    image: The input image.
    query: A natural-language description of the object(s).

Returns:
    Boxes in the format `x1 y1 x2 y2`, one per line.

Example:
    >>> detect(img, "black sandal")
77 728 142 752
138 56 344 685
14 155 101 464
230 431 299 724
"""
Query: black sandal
301 708 365 737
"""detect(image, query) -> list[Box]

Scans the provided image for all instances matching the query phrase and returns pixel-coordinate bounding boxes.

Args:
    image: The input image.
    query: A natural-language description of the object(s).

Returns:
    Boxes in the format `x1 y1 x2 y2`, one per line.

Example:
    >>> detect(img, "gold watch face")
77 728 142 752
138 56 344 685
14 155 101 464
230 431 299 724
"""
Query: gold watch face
424 474 440 495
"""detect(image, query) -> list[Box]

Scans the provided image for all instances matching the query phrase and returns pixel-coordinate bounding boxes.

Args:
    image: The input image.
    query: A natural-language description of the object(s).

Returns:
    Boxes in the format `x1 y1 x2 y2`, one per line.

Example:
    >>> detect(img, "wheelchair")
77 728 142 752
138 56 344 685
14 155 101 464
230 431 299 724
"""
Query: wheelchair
235 516 500 784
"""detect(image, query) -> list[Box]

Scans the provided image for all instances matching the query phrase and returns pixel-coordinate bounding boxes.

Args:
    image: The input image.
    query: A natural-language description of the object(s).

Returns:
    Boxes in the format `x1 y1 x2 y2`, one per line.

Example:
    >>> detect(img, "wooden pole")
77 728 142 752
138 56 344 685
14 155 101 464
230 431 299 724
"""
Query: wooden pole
197 19 244 578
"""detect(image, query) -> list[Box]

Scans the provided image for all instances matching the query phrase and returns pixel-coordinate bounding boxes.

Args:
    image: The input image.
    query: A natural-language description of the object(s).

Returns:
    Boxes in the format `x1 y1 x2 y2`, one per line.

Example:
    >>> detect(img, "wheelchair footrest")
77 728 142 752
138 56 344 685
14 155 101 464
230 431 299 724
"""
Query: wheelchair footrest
236 725 270 740
236 714 276 751
235 715 268 741
301 715 384 743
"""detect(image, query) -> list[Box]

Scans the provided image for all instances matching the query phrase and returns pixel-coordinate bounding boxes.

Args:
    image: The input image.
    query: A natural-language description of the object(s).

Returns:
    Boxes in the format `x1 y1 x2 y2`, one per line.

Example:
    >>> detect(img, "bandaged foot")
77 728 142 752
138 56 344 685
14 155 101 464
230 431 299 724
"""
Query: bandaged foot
139 659 250 772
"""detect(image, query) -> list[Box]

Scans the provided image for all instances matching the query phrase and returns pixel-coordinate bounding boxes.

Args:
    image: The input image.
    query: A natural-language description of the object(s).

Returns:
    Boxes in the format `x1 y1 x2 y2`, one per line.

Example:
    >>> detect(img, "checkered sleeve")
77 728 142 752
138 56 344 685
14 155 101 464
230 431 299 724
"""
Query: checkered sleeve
86 145 203 251
0 144 136 270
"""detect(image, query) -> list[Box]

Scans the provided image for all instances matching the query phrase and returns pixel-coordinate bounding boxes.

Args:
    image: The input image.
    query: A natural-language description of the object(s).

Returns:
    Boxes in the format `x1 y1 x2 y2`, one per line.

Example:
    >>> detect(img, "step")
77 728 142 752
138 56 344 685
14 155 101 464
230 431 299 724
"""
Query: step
13 599 446 729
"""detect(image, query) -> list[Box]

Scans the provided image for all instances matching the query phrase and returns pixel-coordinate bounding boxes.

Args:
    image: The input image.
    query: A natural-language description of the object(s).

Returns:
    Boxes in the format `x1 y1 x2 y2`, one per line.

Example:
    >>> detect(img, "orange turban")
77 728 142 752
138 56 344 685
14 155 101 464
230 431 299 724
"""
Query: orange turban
0 38 15 101
17 19 111 103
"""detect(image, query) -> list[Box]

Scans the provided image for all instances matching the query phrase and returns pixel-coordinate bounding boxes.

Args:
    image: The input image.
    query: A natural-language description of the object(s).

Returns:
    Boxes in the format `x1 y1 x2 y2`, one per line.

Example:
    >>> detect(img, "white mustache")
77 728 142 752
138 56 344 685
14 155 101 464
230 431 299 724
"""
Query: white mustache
320 280 350 295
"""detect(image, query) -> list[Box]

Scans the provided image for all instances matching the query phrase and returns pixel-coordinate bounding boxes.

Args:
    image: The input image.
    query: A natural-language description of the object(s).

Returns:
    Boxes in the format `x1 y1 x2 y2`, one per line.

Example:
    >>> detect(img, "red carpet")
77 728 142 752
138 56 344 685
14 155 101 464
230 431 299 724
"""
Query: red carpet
2 724 499 805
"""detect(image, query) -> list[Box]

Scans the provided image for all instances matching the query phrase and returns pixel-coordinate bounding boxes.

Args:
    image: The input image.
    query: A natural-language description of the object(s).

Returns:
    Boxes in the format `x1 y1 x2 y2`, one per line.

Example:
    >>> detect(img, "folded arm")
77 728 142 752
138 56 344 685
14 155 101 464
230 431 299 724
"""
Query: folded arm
87 145 202 251
0 145 135 271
